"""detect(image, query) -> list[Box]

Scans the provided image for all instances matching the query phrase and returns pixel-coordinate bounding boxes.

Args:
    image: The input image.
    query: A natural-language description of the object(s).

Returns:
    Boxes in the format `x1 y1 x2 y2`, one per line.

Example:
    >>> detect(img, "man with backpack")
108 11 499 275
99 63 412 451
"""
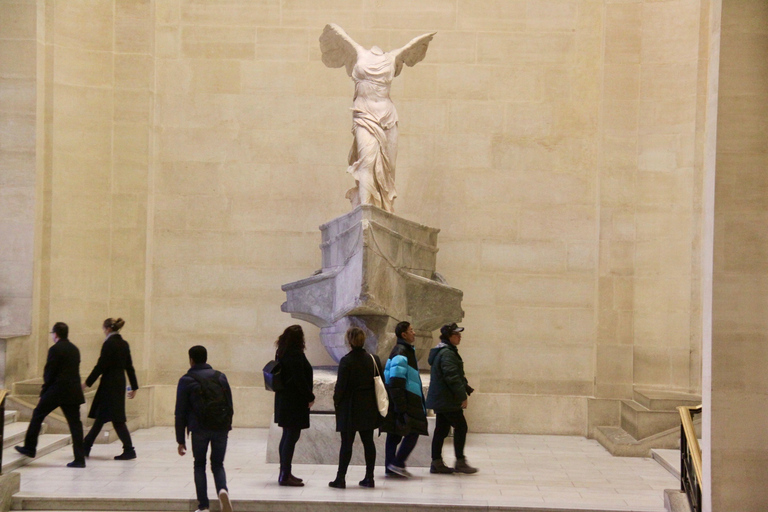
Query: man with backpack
175 345 234 512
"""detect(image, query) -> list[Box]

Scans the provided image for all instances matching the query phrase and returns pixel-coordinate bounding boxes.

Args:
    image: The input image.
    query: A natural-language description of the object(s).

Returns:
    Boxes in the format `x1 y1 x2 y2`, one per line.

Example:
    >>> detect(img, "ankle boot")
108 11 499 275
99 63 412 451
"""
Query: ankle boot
430 458 455 474
114 448 136 460
454 457 478 474
279 470 304 487
328 473 346 489
358 476 375 488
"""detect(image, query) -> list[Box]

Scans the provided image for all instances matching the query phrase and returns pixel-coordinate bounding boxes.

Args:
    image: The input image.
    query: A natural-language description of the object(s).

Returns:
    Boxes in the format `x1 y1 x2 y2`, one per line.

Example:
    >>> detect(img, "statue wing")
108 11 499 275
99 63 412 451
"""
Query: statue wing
319 23 362 76
392 32 436 77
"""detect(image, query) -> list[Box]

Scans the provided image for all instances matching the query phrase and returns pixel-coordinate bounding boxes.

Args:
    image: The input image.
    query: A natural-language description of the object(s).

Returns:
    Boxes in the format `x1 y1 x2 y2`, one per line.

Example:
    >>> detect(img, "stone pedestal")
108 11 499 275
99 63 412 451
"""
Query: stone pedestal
281 205 463 364
266 414 438 467
266 367 435 466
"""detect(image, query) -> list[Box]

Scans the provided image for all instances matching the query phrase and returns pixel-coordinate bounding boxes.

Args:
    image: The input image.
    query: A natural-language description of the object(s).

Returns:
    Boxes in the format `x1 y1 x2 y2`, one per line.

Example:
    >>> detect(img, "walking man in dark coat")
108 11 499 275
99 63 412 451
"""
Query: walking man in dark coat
381 321 428 478
175 345 234 512
15 322 87 468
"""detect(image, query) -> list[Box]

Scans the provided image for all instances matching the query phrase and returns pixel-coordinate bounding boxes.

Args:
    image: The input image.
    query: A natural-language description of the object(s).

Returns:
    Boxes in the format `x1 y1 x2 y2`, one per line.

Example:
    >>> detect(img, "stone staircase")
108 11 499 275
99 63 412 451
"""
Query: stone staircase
2 410 71 473
7 378 143 444
593 387 701 457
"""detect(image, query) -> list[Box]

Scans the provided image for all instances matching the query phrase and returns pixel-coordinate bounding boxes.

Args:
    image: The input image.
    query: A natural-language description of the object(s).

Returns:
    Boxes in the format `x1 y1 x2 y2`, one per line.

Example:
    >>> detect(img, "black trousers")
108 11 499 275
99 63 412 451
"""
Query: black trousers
431 410 468 461
279 427 302 473
83 418 133 451
336 429 375 478
24 393 85 462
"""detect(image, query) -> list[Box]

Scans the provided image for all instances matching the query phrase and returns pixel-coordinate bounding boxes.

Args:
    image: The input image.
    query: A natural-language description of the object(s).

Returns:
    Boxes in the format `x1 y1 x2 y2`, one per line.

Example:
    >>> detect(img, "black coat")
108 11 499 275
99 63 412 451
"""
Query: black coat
85 333 139 422
41 339 86 406
273 349 315 429
425 342 469 413
380 339 428 436
333 347 383 432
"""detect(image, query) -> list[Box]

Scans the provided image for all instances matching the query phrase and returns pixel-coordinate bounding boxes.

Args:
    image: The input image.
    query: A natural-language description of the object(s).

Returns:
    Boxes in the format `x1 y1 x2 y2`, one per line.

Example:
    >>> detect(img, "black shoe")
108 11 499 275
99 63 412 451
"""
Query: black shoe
14 446 35 458
328 478 346 489
67 460 86 468
83 445 91 458
278 470 304 487
114 449 137 460
359 477 375 488
430 458 455 474
454 457 478 474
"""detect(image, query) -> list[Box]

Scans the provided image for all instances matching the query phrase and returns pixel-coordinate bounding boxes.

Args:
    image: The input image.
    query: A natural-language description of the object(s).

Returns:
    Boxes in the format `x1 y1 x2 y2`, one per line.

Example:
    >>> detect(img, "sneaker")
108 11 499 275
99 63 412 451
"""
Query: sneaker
114 449 137 460
430 458 455 474
454 457 478 474
67 460 86 468
194 509 210 512
386 464 412 478
218 489 232 512
14 446 35 458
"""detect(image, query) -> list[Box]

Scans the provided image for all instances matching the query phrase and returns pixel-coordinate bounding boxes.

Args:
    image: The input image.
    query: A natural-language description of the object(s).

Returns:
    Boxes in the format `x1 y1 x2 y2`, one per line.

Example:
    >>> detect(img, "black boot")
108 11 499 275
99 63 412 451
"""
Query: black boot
114 448 137 460
328 473 346 489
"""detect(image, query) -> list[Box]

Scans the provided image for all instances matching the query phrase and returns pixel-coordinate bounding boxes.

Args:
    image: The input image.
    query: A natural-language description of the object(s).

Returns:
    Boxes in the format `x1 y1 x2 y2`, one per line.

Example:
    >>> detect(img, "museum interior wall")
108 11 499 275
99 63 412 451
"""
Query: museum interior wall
1 0 713 434
707 0 768 509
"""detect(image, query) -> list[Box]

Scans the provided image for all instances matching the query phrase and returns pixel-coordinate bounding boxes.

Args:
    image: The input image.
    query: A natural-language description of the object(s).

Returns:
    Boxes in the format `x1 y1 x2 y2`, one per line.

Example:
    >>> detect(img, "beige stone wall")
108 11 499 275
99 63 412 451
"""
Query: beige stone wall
0 0 37 342
709 0 768 509
2 0 714 434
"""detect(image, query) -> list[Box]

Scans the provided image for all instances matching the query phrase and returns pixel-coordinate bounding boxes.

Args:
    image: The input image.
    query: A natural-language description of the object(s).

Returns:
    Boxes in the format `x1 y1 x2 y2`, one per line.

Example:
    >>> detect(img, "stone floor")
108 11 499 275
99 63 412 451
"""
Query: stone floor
11 427 677 512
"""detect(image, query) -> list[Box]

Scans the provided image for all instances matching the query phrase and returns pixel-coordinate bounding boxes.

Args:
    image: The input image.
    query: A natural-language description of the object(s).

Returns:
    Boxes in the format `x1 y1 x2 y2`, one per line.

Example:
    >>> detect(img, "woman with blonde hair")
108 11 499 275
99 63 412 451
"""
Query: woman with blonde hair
328 327 383 489
82 318 139 460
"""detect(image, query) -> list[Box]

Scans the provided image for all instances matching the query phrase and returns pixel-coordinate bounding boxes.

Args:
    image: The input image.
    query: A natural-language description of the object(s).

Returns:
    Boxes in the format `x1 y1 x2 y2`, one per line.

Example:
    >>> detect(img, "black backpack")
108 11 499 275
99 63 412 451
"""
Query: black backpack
189 371 233 431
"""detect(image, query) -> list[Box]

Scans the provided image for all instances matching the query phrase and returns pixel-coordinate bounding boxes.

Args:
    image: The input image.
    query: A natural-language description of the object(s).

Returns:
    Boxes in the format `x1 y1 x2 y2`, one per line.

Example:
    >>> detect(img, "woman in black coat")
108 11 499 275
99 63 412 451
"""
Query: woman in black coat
82 318 139 460
274 325 315 486
328 327 383 489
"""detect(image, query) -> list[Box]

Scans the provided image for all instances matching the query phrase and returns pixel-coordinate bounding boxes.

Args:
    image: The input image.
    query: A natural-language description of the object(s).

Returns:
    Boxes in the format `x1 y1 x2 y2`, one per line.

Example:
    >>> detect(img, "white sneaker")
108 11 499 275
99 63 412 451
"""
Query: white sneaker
219 488 233 512
386 463 412 478
194 509 209 512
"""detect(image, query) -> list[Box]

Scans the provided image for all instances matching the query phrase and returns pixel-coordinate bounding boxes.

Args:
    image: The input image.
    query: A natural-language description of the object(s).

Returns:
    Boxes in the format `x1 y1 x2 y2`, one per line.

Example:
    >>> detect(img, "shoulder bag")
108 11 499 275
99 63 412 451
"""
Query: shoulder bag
370 354 389 416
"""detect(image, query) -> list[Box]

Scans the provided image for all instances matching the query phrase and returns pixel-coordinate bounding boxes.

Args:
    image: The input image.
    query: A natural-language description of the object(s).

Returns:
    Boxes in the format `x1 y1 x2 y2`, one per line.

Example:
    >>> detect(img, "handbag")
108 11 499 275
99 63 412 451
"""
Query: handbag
262 360 284 392
370 354 389 417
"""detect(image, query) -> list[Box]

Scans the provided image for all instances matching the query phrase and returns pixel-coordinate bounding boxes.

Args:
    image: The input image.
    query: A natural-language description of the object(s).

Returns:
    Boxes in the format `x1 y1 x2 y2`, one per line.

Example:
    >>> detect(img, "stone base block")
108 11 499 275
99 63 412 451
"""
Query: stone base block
266 413 440 467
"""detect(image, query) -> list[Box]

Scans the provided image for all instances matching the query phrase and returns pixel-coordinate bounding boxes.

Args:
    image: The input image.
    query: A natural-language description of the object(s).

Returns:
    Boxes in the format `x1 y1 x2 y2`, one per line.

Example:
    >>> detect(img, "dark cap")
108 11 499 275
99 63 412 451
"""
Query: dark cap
440 323 464 337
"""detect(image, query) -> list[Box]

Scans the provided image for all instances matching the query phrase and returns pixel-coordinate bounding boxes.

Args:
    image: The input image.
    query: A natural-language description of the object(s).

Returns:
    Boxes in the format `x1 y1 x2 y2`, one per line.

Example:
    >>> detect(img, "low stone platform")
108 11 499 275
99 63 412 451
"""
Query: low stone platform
10 427 677 512
266 413 437 466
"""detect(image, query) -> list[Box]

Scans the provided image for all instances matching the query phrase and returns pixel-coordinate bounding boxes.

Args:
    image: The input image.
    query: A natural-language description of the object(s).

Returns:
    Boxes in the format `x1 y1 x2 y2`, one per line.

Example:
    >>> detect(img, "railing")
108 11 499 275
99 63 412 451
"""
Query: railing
678 405 702 512
0 389 7 474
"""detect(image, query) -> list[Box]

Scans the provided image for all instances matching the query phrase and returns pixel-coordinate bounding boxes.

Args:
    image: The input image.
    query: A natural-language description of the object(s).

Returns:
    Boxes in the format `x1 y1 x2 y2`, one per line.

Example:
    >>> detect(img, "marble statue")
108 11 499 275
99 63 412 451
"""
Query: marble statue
319 24 436 213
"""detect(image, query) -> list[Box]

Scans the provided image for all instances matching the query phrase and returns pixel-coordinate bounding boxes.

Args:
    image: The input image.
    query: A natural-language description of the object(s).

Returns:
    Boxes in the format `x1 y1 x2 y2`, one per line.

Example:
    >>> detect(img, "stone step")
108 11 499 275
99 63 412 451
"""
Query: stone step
10 496 653 512
652 448 681 479
664 489 693 512
621 400 680 440
5 410 18 425
3 422 48 449
593 424 681 457
12 378 43 397
7 391 97 436
2 434 71 473
633 387 701 412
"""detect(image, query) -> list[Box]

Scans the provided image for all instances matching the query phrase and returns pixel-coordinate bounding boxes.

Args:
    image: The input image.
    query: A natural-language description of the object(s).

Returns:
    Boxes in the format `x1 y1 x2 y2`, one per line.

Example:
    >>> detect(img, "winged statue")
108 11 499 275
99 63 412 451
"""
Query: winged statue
319 24 436 213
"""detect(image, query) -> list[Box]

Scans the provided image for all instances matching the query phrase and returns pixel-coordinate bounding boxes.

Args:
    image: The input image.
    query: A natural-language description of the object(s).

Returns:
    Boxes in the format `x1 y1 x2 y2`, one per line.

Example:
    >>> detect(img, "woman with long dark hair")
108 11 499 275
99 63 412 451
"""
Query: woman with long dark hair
328 327 382 489
274 325 315 486
82 318 139 460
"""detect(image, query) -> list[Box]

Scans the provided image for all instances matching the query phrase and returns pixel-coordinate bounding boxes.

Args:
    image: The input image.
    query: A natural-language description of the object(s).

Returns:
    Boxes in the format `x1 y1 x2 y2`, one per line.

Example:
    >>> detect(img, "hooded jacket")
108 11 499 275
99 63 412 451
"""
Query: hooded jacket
380 338 428 436
425 341 469 413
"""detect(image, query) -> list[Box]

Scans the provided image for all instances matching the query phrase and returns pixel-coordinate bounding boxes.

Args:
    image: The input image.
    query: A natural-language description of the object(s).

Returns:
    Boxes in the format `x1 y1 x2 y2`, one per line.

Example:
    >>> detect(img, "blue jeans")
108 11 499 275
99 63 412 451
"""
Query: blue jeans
385 432 419 469
191 430 228 510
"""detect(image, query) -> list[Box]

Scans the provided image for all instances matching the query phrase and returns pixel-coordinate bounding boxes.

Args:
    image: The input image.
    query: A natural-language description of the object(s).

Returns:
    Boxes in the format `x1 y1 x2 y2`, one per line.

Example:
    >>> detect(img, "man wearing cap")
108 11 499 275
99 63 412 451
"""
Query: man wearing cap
425 323 478 474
